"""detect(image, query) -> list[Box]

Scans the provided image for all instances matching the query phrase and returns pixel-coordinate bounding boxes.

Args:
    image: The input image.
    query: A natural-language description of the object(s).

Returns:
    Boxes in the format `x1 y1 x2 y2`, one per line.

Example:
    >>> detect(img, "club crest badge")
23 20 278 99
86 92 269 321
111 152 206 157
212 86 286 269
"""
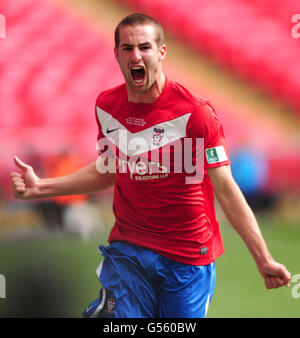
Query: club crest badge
152 128 165 146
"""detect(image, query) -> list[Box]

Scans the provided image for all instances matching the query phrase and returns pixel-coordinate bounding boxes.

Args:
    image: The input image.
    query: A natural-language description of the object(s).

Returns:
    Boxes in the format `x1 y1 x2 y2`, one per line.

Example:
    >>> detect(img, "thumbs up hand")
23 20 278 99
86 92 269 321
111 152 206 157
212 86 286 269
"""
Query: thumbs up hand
10 156 40 200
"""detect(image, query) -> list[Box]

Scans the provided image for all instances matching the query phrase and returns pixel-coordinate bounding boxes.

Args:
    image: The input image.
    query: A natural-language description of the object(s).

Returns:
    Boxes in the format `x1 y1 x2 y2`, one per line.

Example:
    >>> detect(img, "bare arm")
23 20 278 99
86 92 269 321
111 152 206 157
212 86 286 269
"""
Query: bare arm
207 165 291 289
11 156 116 200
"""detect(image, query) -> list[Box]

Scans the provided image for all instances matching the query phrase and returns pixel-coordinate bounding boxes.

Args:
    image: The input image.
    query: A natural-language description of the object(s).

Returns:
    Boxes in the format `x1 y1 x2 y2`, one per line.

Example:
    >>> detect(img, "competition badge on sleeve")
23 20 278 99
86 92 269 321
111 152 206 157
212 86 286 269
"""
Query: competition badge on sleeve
205 146 228 164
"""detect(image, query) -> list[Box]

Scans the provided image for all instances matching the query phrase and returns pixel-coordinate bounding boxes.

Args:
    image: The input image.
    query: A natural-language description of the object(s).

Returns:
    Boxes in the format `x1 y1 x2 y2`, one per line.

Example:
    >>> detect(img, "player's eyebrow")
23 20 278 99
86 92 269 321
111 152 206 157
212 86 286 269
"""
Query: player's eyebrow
120 43 132 48
139 42 151 47
120 42 152 48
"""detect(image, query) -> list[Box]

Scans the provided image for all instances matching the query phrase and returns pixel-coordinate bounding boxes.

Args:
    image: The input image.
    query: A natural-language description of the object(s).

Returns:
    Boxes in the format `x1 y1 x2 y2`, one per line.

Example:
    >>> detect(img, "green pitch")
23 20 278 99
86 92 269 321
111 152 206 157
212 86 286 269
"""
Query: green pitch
208 220 300 318
0 217 299 318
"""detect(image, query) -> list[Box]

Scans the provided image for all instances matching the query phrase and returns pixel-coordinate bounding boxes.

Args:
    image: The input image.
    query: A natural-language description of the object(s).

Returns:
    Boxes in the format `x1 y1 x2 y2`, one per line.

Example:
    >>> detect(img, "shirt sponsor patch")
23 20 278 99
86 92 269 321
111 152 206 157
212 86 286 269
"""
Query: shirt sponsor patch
205 146 228 164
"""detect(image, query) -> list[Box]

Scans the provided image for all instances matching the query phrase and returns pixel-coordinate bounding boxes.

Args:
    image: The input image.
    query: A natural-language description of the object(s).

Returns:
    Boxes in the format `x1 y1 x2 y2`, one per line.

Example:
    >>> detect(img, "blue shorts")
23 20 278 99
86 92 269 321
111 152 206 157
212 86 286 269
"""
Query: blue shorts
82 241 216 318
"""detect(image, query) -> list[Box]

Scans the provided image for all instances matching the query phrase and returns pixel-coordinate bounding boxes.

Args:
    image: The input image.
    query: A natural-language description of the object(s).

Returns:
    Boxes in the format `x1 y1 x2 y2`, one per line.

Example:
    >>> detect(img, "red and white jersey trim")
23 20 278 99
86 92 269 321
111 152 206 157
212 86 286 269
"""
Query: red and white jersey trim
96 106 191 157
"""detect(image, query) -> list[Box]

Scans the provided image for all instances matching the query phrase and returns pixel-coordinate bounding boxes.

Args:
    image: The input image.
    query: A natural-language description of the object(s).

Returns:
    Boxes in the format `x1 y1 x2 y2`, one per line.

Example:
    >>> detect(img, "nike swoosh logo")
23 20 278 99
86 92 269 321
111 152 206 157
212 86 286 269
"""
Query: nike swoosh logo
106 128 119 134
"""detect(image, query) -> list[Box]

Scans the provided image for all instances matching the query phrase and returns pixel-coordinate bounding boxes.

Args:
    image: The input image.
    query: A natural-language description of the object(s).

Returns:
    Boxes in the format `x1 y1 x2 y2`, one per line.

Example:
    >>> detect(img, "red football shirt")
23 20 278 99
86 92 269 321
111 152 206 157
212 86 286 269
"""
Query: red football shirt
95 78 230 265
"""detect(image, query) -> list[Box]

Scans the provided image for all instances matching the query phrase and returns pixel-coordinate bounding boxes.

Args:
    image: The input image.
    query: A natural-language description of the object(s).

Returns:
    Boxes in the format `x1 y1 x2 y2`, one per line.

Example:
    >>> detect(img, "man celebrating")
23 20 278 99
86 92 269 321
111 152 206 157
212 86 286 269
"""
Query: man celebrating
11 13 290 318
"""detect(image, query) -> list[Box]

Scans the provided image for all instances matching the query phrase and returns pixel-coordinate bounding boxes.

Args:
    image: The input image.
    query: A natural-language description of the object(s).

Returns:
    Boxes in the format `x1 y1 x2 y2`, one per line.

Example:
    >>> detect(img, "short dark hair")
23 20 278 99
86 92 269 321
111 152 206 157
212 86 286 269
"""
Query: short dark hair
114 13 164 48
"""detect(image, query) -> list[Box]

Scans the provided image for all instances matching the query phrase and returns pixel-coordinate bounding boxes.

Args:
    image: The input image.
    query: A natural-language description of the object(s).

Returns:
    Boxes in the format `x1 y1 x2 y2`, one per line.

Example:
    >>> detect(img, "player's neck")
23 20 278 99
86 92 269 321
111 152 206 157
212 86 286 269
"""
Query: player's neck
127 72 166 104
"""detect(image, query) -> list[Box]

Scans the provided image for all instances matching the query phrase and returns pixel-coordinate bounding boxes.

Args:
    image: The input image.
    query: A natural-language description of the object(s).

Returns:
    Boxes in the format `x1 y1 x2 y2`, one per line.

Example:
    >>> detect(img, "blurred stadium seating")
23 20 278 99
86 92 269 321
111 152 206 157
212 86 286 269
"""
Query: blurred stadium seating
120 0 300 114
0 0 123 200
0 0 299 206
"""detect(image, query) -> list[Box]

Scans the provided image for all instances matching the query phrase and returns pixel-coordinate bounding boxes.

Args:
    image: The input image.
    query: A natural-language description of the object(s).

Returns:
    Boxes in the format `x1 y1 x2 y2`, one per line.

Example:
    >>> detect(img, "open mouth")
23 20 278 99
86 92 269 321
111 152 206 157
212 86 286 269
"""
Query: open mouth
131 66 145 83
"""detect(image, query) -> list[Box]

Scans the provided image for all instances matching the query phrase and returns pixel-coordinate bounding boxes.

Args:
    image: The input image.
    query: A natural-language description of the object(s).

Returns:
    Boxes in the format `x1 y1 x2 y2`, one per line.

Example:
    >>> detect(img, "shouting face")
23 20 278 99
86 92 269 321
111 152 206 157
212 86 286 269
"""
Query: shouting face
114 24 167 103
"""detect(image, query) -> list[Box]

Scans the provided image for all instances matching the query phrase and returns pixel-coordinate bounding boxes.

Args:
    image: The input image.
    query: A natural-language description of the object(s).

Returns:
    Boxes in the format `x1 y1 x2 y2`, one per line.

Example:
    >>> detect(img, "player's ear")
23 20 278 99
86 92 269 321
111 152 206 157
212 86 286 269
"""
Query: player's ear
159 44 167 61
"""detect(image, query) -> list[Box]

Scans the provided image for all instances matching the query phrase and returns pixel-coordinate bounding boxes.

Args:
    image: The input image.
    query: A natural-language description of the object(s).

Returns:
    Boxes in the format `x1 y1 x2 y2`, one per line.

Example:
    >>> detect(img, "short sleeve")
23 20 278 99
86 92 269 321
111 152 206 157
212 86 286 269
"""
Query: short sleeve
186 102 230 169
95 94 115 159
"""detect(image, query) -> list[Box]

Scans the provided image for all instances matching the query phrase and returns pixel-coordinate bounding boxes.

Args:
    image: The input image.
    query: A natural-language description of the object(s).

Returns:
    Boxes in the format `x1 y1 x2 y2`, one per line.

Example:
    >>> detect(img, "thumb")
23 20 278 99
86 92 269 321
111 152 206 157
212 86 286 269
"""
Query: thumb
14 156 31 172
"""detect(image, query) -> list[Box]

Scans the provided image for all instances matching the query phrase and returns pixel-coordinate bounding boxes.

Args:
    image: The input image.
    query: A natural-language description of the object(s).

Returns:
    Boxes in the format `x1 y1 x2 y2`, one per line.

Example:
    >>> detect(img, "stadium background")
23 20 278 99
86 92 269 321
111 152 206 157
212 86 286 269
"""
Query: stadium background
0 0 299 317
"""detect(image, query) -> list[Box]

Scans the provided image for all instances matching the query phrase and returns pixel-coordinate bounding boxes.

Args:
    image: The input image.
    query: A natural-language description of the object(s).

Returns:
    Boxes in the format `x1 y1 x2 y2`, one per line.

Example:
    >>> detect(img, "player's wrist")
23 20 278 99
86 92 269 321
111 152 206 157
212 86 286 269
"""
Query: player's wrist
255 254 274 271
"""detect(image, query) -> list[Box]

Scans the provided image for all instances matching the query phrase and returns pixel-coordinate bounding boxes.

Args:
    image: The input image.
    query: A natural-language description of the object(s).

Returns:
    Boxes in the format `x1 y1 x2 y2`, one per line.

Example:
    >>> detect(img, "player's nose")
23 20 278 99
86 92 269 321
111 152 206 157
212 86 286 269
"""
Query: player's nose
130 47 142 63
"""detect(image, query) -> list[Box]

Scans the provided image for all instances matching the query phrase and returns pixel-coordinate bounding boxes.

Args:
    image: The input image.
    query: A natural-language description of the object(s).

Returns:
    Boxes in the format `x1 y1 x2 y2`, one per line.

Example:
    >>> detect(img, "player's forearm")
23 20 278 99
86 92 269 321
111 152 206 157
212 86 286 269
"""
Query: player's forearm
37 162 115 199
208 166 272 266
215 181 272 265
